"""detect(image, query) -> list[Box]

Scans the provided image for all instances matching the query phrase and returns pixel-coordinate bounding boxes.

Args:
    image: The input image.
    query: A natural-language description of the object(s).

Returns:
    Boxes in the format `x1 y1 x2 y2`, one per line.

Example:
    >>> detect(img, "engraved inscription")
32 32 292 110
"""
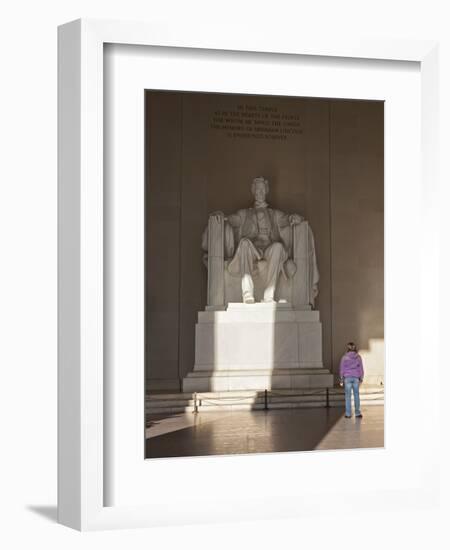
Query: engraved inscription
210 104 303 141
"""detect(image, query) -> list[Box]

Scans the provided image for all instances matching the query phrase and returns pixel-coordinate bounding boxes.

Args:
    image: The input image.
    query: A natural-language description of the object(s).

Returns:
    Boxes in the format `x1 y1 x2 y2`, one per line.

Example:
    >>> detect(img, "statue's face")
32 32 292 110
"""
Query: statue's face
253 181 267 202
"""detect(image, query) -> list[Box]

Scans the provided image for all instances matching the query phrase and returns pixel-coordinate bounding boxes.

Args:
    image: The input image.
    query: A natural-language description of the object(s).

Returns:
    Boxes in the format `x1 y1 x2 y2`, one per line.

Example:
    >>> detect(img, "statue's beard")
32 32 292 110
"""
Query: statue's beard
254 199 268 209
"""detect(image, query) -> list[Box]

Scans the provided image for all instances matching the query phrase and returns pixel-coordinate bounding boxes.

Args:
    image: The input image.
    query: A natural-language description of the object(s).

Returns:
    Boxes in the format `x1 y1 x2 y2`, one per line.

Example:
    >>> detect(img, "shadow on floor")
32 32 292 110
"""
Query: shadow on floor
27 505 57 523
146 406 348 459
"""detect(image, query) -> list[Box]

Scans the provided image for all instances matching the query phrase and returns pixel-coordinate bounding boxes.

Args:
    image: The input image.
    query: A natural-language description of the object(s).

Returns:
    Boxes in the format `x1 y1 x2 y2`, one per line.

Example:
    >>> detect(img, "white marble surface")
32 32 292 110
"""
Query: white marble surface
200 302 319 323
183 302 332 392
202 177 319 308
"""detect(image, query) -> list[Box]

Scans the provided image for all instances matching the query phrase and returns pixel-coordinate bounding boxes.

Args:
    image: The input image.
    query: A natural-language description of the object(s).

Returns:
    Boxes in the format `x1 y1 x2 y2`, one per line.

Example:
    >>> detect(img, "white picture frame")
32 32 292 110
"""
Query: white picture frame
58 18 439 530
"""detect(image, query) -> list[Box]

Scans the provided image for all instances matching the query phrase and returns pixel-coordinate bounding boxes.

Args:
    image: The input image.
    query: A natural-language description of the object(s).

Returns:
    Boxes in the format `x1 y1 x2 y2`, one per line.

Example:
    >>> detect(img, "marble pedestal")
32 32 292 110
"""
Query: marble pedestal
182 303 333 392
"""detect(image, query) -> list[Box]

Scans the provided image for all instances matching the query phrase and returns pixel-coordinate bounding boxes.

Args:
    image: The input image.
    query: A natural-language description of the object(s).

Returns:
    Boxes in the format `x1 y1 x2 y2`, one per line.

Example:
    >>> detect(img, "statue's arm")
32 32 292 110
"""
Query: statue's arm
202 210 228 252
275 210 290 229
274 209 303 228
223 210 244 258
275 210 300 258
227 210 243 228
201 212 224 254
202 210 237 260
288 213 304 225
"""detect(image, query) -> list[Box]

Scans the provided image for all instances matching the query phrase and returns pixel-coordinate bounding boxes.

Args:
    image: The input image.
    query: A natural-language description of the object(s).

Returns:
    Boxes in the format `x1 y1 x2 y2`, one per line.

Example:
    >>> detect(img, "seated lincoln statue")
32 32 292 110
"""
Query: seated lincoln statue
202 176 320 308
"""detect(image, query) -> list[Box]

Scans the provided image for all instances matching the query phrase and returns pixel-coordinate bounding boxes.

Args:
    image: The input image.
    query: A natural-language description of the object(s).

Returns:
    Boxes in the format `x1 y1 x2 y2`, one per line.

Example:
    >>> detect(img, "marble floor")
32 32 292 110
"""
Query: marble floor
145 405 384 459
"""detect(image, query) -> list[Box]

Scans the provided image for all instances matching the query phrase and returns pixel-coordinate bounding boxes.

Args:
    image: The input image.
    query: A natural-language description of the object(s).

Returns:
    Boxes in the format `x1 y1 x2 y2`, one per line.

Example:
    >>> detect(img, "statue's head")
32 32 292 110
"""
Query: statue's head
251 176 269 202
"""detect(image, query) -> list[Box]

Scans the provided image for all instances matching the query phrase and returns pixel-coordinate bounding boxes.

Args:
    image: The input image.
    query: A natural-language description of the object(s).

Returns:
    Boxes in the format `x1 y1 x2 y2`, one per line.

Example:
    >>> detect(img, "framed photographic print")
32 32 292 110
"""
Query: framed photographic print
58 19 439 530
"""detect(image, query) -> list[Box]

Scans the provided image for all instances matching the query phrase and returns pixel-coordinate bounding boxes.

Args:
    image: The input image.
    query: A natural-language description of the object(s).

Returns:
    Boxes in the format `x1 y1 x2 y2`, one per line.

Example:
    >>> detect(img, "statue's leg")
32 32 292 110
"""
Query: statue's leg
263 242 287 302
234 238 259 303
242 274 254 304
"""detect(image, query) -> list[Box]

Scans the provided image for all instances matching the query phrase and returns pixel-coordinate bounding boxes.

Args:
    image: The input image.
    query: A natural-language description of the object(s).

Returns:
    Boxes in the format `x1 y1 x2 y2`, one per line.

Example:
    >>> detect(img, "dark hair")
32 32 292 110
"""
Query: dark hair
347 342 357 352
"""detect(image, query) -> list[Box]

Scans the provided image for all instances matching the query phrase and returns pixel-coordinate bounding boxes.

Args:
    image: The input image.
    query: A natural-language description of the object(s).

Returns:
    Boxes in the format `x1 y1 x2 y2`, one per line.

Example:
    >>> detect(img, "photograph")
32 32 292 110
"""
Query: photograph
1 0 446 543
144 90 385 459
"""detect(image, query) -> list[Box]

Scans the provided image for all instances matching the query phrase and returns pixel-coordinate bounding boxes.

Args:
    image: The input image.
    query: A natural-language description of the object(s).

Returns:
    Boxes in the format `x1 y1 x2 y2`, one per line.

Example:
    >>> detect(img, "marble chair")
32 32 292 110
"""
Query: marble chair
203 214 319 310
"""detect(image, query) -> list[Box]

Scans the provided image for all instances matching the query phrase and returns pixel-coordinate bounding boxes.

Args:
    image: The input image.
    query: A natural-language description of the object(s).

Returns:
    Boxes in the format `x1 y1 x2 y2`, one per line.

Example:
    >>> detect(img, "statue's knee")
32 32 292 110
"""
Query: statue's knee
268 242 283 256
239 238 252 250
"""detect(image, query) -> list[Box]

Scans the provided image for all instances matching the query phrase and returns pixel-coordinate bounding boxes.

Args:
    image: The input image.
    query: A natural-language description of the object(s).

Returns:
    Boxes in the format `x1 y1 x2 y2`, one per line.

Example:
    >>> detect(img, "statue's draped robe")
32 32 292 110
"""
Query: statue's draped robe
201 206 320 303
226 208 294 279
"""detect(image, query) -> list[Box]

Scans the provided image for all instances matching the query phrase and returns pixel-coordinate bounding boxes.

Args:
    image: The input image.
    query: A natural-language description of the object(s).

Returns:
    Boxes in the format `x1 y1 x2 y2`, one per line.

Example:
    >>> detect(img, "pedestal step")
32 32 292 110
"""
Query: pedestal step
146 387 384 415
183 368 333 392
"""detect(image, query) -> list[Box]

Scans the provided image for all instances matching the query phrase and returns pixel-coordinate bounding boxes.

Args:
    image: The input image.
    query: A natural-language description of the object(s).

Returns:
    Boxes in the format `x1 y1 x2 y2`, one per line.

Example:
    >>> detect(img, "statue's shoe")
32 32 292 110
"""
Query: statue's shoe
262 298 277 303
243 295 255 304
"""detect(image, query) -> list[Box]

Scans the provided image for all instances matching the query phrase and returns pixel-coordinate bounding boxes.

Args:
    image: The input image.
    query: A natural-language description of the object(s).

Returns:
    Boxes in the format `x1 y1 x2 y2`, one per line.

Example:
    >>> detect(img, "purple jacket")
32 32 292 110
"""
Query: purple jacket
339 351 364 379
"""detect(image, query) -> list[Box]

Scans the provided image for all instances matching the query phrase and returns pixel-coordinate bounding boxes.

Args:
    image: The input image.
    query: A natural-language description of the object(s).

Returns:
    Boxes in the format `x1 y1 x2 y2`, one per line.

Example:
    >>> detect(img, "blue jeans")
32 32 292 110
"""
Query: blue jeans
344 377 361 417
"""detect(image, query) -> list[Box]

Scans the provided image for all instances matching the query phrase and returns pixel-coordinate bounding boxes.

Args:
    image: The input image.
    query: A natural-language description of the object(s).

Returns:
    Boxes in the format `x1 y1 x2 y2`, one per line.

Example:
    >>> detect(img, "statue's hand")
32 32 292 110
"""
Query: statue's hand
210 211 227 223
289 214 303 226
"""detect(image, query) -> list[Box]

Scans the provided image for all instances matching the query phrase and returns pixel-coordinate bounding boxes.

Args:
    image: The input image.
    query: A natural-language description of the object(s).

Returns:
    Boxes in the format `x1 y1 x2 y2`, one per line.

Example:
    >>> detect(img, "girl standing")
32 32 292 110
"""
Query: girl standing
339 342 364 418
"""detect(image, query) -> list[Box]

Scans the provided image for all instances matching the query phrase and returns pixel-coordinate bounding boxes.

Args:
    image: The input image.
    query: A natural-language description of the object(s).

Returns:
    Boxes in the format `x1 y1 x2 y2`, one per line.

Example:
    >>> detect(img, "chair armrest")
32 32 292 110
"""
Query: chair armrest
291 221 320 308
206 214 225 307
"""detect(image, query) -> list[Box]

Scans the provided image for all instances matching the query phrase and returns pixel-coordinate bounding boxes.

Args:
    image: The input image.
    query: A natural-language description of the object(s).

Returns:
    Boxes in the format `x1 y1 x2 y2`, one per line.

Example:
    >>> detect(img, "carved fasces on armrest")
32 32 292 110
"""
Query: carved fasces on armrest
202 214 235 259
206 214 225 307
292 221 320 308
207 214 224 258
